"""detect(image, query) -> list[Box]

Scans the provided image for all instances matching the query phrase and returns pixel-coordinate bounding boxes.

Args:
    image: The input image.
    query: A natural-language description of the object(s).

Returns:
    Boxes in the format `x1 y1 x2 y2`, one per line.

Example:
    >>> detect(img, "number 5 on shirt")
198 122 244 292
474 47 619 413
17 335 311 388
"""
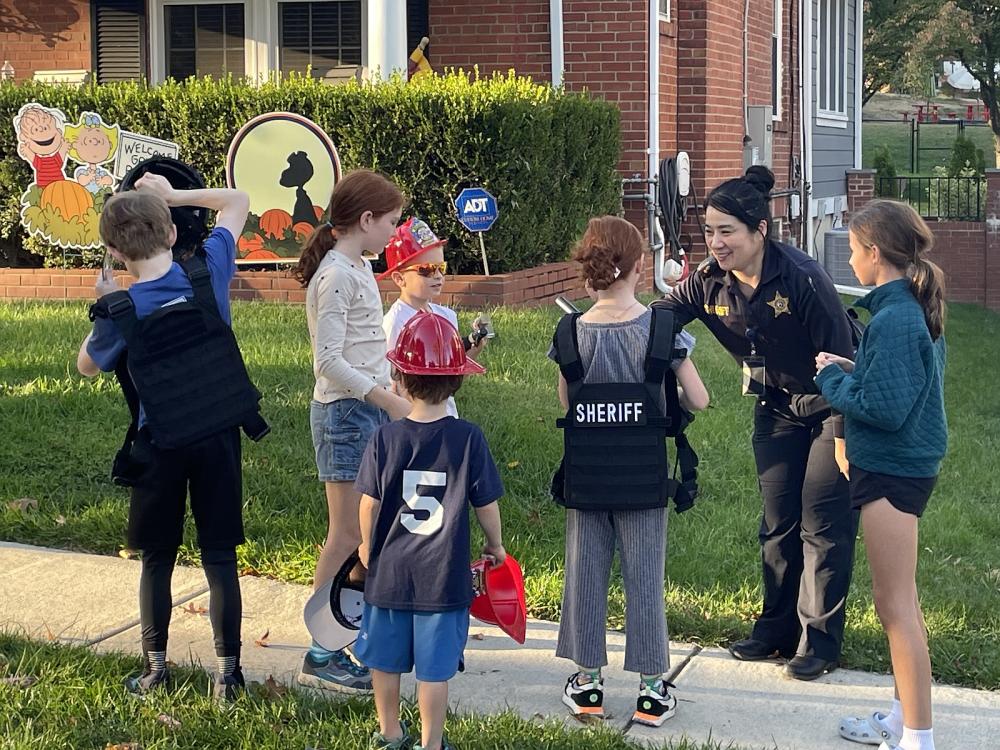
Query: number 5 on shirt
401 470 445 536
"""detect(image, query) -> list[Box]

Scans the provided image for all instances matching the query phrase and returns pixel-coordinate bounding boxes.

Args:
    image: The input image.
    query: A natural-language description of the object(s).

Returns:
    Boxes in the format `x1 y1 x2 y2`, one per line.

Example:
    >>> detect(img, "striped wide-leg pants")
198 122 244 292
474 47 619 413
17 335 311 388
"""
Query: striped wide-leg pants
555 506 670 675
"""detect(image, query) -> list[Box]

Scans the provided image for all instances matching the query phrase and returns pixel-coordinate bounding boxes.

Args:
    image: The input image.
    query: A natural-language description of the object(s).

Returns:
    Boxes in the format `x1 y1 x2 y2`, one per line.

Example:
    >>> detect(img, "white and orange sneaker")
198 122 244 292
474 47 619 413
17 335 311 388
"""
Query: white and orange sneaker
632 678 677 727
561 672 605 720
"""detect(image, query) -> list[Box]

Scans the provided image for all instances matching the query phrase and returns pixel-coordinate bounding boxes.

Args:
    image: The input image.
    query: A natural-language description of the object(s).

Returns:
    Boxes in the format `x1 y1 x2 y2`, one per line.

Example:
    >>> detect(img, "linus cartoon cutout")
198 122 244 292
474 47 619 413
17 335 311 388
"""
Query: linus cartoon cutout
14 104 120 250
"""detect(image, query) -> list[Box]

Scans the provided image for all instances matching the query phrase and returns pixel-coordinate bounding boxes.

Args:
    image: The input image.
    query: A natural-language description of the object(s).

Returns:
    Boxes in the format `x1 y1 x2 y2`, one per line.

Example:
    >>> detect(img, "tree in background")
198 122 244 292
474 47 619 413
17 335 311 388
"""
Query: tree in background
863 0 939 104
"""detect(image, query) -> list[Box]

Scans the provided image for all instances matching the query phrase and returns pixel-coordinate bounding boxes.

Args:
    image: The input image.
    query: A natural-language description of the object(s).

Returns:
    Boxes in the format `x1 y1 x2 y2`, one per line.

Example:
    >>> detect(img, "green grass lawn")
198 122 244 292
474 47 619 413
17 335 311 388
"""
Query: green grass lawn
862 120 997 175
0 634 742 750
2 299 1000 692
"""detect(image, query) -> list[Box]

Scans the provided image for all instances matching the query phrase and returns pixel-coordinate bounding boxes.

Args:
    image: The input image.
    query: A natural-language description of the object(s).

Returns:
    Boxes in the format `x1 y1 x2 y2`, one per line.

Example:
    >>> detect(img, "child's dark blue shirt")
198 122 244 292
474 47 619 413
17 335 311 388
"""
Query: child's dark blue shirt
355 416 504 612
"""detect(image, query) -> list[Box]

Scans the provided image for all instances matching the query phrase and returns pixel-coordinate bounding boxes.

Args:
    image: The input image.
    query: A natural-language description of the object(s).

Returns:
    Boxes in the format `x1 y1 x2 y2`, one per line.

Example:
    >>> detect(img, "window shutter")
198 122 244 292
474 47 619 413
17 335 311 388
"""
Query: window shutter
93 0 147 83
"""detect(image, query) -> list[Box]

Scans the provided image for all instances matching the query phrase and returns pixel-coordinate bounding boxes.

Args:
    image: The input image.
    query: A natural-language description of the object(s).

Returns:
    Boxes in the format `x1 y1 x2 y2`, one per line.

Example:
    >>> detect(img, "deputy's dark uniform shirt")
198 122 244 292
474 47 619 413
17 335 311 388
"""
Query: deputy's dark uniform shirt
653 240 853 419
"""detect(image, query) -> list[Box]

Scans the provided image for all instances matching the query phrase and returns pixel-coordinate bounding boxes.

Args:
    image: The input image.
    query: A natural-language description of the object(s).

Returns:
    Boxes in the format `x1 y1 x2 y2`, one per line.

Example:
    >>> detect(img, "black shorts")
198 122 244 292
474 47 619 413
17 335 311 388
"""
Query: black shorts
849 466 937 518
127 426 245 551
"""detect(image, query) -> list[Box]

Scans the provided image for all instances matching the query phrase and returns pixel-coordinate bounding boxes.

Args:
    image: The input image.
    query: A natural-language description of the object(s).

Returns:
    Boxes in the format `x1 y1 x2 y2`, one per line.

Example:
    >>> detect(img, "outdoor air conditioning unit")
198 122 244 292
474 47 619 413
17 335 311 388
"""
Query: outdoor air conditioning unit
822 227 863 286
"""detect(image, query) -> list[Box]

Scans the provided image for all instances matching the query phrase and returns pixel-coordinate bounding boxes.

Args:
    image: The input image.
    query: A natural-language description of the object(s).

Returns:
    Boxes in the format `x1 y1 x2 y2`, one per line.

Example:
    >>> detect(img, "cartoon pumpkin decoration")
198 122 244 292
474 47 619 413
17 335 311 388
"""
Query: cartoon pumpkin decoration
259 208 293 239
243 248 281 260
40 179 94 221
239 233 266 257
292 221 314 242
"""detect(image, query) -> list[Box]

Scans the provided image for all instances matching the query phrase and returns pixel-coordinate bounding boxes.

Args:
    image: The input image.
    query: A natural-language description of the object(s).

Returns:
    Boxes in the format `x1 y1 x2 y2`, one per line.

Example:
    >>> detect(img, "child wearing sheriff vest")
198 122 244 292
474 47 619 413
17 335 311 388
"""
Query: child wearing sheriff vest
354 311 505 750
549 216 709 726
380 217 488 417
294 170 413 694
77 173 252 700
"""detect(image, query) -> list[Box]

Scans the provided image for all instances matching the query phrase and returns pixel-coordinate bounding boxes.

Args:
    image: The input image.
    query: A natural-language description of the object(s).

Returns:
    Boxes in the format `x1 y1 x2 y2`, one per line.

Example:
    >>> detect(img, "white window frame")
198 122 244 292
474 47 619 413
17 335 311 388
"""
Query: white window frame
148 0 252 84
816 0 849 128
273 0 365 78
149 0 368 84
772 0 783 121
659 0 671 23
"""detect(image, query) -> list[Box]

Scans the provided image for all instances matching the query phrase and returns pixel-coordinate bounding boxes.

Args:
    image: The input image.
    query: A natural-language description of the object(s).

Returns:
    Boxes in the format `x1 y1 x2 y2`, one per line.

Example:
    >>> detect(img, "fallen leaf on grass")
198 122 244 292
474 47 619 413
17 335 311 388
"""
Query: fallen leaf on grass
180 602 208 616
254 630 270 648
155 713 181 730
43 624 56 642
264 675 287 700
118 548 139 560
506 460 520 469
105 743 142 750
1 675 38 688
470 632 485 641
7 497 38 513
54 515 66 526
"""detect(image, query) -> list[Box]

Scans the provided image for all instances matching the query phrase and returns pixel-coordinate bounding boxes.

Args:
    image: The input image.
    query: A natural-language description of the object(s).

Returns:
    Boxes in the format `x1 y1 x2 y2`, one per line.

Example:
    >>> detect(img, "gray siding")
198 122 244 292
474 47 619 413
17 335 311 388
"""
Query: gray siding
811 0 857 201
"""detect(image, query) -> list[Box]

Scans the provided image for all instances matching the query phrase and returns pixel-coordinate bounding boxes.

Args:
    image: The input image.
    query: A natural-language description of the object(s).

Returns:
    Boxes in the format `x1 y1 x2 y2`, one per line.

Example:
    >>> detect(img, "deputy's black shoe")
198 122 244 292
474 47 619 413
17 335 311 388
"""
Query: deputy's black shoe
784 655 837 681
727 638 786 661
212 666 246 702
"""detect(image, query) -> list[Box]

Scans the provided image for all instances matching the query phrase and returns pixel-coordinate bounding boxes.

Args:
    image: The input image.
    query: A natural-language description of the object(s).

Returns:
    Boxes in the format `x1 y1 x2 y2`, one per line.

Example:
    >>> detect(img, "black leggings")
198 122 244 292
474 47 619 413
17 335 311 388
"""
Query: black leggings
139 547 242 659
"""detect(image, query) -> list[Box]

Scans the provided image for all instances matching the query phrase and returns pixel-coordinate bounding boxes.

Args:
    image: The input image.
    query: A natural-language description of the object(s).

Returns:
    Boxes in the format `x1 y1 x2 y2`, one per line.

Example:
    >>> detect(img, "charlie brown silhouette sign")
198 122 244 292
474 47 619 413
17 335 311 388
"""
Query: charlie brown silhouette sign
225 112 341 263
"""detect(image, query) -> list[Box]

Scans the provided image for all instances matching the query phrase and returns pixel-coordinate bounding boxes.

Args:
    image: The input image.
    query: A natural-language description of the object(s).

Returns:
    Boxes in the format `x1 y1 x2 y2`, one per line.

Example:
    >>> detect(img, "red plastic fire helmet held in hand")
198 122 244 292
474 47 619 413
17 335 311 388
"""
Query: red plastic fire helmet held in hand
470 554 527 644
377 217 447 280
386 311 486 376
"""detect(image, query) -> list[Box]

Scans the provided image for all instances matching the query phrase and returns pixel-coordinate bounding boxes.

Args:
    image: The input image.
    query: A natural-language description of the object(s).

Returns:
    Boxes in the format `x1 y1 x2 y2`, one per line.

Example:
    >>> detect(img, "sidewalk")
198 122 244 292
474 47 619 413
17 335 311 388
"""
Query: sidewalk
2 541 997 749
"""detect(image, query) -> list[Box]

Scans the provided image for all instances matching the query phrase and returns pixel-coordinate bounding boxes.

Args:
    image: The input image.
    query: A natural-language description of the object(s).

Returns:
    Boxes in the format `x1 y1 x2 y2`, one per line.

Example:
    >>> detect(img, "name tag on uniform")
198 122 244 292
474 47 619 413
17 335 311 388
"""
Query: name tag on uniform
574 400 646 426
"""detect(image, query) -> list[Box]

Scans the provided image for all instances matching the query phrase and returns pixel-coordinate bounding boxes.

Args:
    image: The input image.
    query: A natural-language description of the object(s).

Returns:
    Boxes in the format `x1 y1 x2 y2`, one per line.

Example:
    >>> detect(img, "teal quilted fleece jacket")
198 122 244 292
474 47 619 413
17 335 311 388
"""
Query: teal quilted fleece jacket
816 279 947 478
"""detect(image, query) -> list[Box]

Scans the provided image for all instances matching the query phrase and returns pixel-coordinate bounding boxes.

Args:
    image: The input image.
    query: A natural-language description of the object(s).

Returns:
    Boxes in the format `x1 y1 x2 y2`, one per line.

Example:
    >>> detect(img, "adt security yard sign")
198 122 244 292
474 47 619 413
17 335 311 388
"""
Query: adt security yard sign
454 187 498 274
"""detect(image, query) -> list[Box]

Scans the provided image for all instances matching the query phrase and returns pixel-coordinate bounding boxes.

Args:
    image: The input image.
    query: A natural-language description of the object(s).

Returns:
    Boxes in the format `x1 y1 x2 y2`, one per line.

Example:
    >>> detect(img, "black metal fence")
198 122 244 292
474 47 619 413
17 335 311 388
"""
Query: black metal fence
876 176 986 221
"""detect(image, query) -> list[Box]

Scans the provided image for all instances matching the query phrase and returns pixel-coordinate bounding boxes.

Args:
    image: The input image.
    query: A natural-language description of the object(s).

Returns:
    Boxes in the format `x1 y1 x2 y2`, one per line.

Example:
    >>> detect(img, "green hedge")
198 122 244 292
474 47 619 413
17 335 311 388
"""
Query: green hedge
0 71 621 273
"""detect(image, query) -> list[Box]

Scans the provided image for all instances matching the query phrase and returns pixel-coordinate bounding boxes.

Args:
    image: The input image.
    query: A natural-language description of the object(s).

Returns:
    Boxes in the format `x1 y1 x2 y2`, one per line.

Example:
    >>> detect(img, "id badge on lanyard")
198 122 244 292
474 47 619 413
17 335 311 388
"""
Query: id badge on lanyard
741 326 766 396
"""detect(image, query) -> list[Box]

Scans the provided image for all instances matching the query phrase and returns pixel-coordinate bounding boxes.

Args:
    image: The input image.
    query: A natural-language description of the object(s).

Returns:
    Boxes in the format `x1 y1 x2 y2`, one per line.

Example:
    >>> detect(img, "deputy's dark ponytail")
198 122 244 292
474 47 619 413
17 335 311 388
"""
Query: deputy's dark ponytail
294 169 406 287
849 199 946 340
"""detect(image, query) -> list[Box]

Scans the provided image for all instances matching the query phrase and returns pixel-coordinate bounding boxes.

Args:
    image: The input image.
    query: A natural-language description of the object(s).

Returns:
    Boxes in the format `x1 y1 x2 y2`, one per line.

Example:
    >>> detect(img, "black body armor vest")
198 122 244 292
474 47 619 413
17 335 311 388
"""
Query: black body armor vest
551 307 698 513
90 255 268 451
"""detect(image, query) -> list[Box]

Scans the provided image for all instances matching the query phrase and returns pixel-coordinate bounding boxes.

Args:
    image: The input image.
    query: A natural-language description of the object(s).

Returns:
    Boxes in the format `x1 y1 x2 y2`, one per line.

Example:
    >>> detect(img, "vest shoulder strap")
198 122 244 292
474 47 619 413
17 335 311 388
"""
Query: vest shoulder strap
553 312 584 384
90 290 140 346
645 306 676 385
179 254 219 316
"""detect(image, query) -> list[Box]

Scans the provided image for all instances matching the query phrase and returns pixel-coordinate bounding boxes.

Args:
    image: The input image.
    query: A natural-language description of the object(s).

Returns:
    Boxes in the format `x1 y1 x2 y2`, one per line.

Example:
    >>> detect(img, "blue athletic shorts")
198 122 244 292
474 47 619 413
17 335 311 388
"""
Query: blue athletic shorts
353 604 469 682
310 398 387 482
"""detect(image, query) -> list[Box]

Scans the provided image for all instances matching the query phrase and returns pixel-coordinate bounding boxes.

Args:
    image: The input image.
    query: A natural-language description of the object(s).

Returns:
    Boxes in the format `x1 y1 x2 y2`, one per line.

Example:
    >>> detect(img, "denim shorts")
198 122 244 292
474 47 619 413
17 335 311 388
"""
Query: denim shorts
354 604 469 682
310 398 388 482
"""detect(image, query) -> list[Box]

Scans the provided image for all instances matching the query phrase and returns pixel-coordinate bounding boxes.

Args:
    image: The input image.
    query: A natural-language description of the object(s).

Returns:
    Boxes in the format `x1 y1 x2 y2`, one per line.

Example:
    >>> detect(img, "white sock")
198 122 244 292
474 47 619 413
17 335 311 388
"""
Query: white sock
899 726 934 750
883 699 904 736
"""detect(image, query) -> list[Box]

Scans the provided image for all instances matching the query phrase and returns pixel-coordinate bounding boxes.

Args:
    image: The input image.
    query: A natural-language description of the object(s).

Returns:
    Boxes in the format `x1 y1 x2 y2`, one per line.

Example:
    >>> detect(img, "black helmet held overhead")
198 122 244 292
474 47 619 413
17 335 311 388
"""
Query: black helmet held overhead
118 156 210 259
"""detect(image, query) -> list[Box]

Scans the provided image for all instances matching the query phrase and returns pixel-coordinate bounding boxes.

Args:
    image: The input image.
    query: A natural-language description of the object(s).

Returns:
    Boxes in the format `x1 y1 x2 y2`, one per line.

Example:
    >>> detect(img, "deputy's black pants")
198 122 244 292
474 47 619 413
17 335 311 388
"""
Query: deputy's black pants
749 405 856 661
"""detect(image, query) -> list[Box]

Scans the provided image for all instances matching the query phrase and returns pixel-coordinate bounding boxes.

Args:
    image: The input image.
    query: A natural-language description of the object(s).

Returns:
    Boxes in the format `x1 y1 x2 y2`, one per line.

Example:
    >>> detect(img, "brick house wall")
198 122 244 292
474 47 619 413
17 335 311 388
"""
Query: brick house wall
0 0 92 80
845 168 1000 312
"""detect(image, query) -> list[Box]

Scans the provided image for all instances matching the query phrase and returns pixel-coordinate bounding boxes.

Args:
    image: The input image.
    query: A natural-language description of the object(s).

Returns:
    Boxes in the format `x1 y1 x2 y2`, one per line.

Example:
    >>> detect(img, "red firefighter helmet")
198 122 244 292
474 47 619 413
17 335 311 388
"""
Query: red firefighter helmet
377 217 447 280
386 311 485 376
470 554 527 644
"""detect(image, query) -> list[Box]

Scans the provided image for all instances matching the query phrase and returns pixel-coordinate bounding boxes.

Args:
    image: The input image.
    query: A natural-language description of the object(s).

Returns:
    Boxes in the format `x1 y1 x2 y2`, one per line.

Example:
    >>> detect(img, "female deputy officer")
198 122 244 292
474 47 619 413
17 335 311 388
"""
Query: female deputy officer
652 166 857 681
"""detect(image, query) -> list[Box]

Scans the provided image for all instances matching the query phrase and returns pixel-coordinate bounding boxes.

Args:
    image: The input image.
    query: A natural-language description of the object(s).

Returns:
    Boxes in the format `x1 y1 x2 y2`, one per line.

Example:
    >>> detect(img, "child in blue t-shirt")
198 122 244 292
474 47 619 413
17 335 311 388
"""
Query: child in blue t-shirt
77 173 251 701
354 312 505 750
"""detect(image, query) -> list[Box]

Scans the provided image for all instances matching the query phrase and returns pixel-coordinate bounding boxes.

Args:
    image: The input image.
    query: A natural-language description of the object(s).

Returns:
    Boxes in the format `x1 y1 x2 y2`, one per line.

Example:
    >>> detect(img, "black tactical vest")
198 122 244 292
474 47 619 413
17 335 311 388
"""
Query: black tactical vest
551 307 698 513
90 256 268 450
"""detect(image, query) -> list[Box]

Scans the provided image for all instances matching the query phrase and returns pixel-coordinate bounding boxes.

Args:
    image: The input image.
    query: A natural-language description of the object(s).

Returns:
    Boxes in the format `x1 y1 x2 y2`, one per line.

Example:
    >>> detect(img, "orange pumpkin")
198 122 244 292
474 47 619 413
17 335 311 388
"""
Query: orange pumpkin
238 233 265 256
292 221 314 242
40 179 94 221
243 248 281 260
312 205 325 221
259 208 293 239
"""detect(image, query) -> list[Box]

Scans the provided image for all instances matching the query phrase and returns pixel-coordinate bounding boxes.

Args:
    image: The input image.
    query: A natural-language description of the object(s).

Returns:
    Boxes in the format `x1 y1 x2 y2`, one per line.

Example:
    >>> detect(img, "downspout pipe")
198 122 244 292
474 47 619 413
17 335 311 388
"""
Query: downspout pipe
550 0 564 88
649 0 668 293
801 0 814 253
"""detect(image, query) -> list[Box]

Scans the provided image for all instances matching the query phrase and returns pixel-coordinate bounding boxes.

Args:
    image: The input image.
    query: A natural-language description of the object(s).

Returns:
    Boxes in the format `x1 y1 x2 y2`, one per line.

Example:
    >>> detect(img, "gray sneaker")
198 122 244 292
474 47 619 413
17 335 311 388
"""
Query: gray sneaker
371 719 412 749
124 667 170 695
297 649 373 694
